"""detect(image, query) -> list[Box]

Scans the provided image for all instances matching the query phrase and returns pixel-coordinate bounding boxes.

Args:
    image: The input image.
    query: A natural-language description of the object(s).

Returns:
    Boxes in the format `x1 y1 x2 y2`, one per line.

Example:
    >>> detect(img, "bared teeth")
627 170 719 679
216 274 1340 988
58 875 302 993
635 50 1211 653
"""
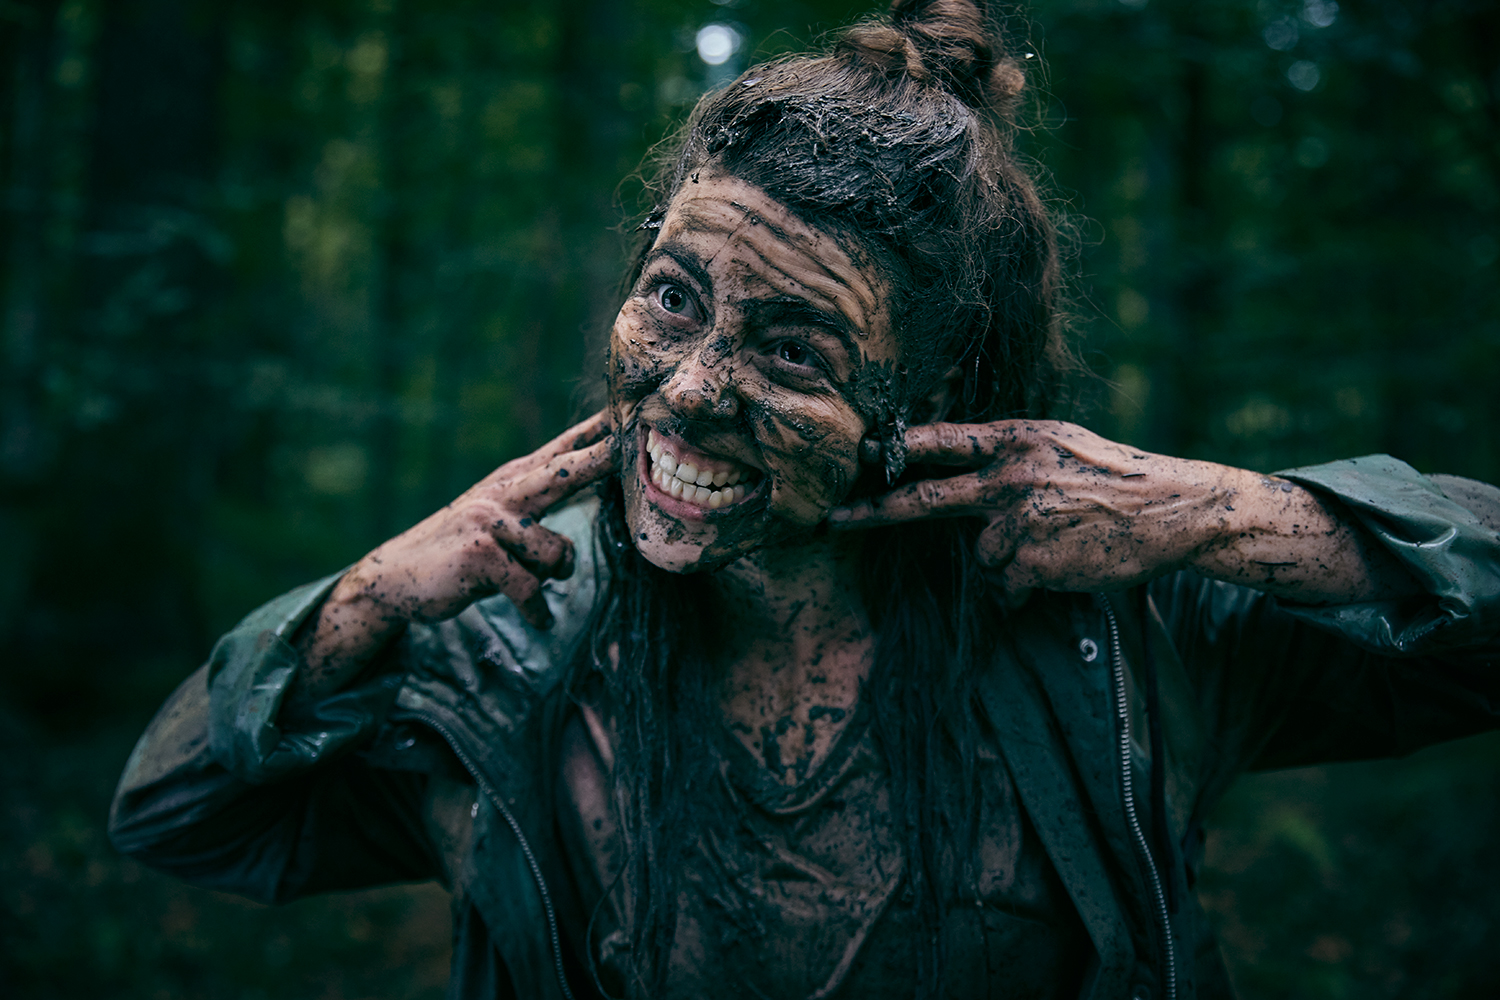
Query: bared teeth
646 428 757 510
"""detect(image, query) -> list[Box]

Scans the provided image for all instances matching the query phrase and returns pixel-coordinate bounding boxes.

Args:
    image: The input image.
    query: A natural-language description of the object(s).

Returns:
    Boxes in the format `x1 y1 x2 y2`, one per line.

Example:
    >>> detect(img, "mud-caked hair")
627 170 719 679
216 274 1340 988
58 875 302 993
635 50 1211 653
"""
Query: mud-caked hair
569 3 1077 997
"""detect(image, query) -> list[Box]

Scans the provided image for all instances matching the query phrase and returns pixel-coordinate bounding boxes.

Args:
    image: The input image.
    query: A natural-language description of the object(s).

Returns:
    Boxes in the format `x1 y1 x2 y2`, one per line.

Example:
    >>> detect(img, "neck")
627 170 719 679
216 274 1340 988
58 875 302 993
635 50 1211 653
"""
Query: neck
709 530 874 783
708 529 869 654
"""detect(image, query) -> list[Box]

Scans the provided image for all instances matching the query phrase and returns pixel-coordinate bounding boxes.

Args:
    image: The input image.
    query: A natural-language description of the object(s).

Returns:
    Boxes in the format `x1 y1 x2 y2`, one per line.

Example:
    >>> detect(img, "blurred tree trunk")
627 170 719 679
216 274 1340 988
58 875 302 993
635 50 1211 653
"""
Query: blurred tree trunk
0 0 63 672
2 0 228 725
1 1 62 496
552 0 631 414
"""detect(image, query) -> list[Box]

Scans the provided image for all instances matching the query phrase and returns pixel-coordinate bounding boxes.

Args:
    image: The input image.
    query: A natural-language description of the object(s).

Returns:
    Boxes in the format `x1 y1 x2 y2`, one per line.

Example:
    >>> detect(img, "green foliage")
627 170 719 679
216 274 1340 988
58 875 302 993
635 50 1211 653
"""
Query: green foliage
0 0 1496 996
1030 0 1499 479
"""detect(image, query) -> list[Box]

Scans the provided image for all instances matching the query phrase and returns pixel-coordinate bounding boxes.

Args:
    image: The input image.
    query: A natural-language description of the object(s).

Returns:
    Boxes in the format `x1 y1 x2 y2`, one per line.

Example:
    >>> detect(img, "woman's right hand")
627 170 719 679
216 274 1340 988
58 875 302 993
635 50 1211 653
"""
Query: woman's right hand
291 411 615 700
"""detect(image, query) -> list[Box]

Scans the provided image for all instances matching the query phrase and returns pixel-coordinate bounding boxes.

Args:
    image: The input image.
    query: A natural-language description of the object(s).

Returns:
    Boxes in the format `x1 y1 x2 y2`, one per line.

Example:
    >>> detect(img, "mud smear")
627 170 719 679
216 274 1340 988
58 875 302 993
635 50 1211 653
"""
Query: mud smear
846 357 911 483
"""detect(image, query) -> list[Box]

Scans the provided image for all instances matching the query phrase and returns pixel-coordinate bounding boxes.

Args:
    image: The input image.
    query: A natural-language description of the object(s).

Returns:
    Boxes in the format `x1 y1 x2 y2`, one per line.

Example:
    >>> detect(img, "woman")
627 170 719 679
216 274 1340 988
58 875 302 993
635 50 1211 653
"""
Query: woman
110 1 1500 998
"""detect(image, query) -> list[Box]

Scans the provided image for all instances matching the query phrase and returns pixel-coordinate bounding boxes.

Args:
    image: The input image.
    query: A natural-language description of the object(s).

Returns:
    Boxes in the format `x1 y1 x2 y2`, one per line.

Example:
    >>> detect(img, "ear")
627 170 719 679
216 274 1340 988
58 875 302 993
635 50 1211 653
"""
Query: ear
912 365 965 424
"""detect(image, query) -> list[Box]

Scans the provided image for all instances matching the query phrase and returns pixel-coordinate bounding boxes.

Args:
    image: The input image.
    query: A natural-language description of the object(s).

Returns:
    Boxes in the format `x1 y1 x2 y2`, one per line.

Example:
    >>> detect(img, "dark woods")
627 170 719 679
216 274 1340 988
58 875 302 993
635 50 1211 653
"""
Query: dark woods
1 0 1497 997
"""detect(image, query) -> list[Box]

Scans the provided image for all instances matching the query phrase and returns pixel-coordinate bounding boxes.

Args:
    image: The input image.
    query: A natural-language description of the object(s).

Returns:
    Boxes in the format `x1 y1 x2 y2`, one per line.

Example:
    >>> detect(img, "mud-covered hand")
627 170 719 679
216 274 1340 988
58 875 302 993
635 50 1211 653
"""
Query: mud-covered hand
828 419 1411 603
292 411 616 701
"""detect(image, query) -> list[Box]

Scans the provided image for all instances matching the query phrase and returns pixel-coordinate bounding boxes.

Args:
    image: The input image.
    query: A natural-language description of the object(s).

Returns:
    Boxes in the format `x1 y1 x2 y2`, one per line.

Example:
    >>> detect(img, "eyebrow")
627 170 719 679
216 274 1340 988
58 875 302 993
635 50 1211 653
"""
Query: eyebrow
641 243 714 299
642 239 865 359
735 297 861 359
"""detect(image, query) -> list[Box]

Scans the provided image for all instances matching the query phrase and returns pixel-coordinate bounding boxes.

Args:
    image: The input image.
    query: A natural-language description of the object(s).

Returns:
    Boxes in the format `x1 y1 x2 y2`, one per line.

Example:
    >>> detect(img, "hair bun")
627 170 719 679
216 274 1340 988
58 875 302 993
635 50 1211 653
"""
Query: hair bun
843 0 1026 116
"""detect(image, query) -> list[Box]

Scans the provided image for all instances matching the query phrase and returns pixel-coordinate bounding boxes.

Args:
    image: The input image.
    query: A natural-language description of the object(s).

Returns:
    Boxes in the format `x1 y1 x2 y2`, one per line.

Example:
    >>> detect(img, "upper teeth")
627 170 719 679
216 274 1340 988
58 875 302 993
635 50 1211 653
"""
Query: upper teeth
646 428 754 510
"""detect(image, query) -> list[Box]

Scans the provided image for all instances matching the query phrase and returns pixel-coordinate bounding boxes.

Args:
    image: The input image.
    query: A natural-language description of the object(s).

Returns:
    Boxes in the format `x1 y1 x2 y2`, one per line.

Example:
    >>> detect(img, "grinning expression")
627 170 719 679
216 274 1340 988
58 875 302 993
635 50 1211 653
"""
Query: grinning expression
608 171 899 573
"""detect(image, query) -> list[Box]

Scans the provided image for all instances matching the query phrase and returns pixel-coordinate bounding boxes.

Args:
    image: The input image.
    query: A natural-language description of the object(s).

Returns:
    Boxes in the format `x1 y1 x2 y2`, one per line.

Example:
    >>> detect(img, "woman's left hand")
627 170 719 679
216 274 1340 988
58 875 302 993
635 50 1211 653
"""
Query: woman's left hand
827 420 1412 603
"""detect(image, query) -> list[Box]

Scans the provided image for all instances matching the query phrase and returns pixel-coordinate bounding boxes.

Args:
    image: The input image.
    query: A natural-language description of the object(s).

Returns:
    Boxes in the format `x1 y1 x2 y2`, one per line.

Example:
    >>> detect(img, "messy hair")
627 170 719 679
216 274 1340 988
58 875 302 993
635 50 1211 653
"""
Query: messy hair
565 1 1076 996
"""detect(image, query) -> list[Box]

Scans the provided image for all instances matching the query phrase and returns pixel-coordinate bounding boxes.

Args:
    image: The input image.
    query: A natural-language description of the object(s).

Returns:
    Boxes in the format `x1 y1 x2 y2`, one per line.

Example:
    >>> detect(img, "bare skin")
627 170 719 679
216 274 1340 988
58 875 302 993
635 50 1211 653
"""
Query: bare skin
288 171 1415 785
829 421 1416 605
712 534 872 784
608 172 895 779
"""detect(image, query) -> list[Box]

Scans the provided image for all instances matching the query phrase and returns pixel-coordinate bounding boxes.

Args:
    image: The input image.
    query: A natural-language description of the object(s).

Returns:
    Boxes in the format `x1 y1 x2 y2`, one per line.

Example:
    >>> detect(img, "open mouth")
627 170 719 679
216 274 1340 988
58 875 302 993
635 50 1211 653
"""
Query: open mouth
644 428 761 511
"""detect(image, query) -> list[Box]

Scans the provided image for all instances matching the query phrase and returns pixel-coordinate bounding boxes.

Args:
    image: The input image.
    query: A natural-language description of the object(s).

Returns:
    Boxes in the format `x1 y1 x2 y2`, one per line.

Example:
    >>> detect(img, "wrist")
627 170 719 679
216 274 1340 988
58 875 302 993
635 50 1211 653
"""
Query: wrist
1142 458 1257 573
1182 468 1392 602
290 564 408 703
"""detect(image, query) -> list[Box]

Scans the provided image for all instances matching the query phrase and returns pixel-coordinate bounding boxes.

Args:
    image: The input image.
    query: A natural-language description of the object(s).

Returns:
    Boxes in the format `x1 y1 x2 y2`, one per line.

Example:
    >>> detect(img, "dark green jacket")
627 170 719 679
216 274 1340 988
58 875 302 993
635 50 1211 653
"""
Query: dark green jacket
109 457 1500 1000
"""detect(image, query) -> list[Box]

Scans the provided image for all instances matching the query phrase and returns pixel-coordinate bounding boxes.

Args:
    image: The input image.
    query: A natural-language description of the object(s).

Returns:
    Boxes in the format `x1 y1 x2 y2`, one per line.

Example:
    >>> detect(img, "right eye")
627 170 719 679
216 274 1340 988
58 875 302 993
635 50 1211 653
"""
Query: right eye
655 283 696 318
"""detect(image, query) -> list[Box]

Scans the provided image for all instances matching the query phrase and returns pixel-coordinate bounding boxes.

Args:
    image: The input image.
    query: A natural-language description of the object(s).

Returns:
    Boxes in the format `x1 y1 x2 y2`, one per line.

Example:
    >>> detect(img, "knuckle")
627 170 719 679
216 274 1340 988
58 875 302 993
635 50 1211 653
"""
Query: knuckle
914 480 946 508
1009 544 1039 574
977 527 1013 568
933 423 965 452
468 532 503 559
462 497 507 533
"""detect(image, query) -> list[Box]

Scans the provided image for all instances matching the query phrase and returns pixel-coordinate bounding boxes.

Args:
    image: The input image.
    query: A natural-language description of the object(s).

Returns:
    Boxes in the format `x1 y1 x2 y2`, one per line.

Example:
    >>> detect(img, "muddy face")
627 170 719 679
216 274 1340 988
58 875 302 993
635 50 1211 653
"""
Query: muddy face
608 171 899 573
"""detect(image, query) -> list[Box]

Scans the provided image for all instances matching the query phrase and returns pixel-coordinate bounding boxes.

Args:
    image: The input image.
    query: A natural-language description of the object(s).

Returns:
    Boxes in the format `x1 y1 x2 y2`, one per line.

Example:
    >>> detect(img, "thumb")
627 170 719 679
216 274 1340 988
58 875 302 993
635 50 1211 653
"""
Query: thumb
515 587 556 631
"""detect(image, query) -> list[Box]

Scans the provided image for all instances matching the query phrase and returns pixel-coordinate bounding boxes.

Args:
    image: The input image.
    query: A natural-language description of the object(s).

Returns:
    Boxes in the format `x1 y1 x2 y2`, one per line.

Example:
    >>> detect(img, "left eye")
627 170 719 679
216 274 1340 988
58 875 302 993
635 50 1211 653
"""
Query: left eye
777 342 812 366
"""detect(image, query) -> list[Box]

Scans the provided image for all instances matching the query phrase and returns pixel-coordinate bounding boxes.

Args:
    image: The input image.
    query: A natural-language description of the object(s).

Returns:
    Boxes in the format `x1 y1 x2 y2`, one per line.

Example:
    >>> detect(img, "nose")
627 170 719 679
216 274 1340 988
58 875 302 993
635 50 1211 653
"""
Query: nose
659 339 740 420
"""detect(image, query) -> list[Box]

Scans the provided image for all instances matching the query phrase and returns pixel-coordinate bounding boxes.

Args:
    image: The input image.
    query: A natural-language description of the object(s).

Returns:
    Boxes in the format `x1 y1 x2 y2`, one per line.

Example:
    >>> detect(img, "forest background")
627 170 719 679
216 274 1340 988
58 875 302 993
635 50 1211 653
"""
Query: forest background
2 0 1497 996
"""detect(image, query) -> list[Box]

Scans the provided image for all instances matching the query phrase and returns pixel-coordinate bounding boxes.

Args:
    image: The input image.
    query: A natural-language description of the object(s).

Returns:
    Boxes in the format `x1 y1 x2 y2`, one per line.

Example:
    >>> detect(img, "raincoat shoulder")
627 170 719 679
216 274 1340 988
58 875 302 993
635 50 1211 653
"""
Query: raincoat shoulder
977 456 1500 1000
107 499 602 898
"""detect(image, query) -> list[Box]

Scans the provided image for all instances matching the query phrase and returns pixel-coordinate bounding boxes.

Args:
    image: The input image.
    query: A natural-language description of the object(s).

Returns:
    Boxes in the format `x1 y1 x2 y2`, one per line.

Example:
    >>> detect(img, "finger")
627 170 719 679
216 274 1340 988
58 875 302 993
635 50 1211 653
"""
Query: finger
975 516 1019 569
897 421 1030 467
998 559 1044 602
486 410 612 481
972 521 1034 609
538 409 612 461
828 472 994 529
514 586 556 631
857 424 1019 469
492 520 577 581
511 437 617 514
480 547 555 630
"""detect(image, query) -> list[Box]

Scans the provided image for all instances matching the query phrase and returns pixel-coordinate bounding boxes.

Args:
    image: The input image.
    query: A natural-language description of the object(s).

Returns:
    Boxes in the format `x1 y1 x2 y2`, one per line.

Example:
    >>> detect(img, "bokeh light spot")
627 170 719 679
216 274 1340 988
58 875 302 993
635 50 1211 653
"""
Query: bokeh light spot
696 24 740 67
1287 60 1321 91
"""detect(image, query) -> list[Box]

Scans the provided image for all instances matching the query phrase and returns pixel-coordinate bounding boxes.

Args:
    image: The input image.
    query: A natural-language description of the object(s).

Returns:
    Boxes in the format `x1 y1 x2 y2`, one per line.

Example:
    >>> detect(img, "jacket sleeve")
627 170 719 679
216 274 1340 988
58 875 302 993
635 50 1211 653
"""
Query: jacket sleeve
107 575 444 903
1148 456 1500 776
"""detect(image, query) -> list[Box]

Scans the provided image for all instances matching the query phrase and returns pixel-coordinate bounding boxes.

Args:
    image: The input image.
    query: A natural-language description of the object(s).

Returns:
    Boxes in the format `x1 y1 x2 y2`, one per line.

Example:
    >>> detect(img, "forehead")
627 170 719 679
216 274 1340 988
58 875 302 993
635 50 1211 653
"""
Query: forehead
655 172 895 358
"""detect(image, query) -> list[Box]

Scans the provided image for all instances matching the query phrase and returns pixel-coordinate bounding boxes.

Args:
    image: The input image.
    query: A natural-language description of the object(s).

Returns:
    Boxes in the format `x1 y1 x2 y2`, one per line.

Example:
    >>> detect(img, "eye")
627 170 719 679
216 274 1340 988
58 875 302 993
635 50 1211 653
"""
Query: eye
655 283 694 317
767 338 832 381
777 341 814 367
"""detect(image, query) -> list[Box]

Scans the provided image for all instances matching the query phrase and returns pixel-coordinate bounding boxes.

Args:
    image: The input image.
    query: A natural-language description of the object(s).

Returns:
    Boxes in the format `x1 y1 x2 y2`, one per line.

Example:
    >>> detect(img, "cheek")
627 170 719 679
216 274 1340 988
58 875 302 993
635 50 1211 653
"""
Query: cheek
608 303 686 403
749 391 864 525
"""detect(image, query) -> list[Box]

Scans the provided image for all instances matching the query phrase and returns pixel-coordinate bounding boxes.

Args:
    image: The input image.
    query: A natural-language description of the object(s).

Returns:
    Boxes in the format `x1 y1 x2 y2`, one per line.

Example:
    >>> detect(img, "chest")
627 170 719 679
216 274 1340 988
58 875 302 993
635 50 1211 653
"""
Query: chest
553 705 1089 1000
717 627 871 786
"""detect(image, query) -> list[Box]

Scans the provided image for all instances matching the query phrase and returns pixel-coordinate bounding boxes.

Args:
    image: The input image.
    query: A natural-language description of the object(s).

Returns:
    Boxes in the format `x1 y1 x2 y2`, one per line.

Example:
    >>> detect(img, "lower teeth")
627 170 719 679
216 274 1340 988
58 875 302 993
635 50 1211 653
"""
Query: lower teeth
653 463 748 508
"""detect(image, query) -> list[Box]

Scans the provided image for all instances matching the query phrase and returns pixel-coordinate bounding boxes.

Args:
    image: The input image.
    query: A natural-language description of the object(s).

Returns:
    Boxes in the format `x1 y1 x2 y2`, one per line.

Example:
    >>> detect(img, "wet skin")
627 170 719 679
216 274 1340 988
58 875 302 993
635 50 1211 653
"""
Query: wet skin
607 171 897 776
288 172 1417 781
609 170 896 575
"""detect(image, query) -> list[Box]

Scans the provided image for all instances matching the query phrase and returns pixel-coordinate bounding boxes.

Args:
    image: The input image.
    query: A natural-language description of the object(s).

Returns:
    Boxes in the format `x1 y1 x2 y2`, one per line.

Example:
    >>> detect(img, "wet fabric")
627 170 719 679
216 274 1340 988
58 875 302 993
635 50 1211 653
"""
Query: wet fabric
556 700 1090 998
107 458 1500 1000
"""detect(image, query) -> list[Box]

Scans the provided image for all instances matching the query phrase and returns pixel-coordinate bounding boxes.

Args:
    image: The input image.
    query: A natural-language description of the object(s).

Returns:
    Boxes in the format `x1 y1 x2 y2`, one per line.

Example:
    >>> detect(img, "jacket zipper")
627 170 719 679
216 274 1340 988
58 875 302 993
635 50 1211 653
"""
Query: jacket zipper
418 712 577 1000
406 607 1171 1000
1102 602 1177 1000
